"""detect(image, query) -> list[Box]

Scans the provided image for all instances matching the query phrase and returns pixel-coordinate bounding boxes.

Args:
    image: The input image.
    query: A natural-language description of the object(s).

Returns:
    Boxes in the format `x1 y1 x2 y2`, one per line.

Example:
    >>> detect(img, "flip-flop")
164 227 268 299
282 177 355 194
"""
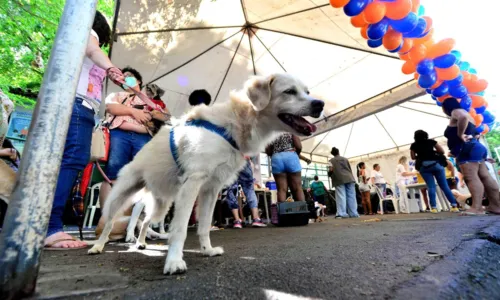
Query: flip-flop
44 237 88 251
486 211 500 215
460 211 486 216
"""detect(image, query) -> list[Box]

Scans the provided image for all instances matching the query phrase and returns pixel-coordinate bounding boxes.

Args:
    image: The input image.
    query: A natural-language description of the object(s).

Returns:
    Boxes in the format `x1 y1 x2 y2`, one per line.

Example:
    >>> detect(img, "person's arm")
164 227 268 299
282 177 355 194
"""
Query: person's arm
452 109 471 142
86 34 123 83
299 154 311 165
292 135 302 155
447 160 455 177
434 143 445 155
0 148 16 160
410 150 416 160
105 94 152 124
265 144 273 157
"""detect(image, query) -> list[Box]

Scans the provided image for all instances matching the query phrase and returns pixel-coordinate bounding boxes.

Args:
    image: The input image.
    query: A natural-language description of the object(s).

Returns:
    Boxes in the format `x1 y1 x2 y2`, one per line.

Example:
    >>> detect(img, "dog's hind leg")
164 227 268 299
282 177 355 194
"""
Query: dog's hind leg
163 176 204 275
135 191 156 249
197 185 224 257
126 201 145 243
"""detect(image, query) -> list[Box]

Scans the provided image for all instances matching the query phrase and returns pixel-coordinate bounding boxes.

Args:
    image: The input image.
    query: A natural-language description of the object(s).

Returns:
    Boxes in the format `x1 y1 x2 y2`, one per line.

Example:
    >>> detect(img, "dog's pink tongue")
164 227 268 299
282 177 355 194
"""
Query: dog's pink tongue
308 123 317 133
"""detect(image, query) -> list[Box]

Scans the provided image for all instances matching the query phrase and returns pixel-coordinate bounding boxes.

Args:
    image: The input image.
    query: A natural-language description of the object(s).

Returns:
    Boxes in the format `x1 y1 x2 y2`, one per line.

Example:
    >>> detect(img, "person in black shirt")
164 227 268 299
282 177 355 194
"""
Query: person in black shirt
410 130 459 213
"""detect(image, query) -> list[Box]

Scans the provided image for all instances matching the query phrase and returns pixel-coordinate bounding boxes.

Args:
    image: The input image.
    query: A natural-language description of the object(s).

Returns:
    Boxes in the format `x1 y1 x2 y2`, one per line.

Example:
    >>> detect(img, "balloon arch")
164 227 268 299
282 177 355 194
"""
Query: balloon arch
329 0 495 134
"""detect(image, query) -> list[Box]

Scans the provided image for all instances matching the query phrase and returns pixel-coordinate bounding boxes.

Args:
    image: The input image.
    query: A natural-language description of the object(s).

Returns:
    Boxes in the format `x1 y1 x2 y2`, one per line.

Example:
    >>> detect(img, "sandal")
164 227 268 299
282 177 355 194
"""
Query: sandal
460 211 486 216
44 237 87 251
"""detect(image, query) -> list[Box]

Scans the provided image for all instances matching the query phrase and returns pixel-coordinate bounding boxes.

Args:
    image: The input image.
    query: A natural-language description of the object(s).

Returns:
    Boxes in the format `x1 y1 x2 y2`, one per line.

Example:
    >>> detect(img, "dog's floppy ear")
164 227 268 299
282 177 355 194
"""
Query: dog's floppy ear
156 86 165 98
245 75 275 111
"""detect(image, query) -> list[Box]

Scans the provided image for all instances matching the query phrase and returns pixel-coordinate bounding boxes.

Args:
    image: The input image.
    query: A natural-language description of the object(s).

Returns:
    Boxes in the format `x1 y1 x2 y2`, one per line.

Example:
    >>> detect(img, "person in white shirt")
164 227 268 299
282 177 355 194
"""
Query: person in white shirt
371 164 386 194
396 156 417 213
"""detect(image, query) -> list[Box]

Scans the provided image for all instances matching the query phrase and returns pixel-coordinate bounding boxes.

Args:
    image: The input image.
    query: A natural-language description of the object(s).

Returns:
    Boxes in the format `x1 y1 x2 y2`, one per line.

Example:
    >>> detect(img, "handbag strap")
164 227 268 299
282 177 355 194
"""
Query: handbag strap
105 94 134 128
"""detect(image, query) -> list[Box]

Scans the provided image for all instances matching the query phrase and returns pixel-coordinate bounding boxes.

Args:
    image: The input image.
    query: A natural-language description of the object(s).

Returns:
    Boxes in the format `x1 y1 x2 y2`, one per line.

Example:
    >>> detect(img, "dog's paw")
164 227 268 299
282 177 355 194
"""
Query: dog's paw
88 244 104 255
157 233 170 240
136 242 147 250
163 259 187 275
125 233 137 243
201 246 224 257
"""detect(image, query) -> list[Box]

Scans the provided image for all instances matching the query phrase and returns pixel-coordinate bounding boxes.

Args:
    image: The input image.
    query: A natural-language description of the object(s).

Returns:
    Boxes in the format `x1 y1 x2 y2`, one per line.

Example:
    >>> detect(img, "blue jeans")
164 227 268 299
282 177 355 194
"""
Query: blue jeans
419 161 457 208
271 151 302 174
227 161 257 210
106 128 151 180
47 98 94 236
335 182 358 217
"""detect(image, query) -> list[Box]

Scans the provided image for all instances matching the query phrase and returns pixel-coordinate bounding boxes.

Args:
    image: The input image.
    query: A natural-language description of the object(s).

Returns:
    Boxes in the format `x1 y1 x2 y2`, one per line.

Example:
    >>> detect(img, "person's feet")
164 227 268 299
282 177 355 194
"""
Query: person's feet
233 220 243 229
460 208 485 216
44 231 87 249
251 218 266 227
430 208 439 214
450 207 460 213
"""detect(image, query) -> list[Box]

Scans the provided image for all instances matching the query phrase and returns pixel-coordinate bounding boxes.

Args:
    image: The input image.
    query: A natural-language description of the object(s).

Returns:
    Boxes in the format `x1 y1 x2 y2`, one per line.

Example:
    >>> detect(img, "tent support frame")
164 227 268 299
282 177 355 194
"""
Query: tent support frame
249 27 287 72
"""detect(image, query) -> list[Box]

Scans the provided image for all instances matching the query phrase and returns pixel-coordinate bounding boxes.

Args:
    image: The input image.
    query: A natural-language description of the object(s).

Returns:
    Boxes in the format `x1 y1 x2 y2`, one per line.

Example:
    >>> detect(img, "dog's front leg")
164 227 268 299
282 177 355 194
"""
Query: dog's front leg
126 202 145 243
197 186 224 257
164 177 204 275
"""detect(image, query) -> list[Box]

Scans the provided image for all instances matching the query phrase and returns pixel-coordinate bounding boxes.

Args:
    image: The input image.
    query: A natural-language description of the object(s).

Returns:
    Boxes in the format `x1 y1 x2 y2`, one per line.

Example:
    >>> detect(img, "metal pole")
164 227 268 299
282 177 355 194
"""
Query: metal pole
0 1 98 298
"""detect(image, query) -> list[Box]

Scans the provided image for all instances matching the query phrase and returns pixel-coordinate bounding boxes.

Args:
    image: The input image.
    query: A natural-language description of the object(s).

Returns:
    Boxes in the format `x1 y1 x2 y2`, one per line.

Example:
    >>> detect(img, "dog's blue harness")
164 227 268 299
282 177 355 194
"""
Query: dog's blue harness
169 119 240 173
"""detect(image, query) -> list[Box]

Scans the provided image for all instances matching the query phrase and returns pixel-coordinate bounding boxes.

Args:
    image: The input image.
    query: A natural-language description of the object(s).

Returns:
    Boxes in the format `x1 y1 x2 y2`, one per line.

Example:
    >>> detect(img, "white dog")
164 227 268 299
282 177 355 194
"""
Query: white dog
88 74 324 275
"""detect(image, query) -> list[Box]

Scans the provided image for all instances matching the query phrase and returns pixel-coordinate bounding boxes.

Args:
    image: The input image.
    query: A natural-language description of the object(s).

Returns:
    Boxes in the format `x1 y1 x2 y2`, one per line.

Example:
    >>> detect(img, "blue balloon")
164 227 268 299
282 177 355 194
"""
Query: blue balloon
475 91 485 96
403 18 427 38
344 0 371 17
459 61 470 71
460 96 472 111
482 110 495 124
367 38 383 48
447 73 463 87
449 84 468 98
416 59 434 75
426 89 432 94
475 106 487 114
476 124 485 132
434 54 456 69
418 72 437 89
431 96 437 100
435 100 443 107
388 43 403 53
469 68 477 74
389 12 418 33
367 18 389 40
417 5 425 17
450 50 462 63
432 82 449 97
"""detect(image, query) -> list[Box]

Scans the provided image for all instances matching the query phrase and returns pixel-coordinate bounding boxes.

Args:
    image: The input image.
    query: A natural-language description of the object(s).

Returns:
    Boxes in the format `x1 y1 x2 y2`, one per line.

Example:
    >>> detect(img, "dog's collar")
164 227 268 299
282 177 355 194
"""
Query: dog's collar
170 119 240 173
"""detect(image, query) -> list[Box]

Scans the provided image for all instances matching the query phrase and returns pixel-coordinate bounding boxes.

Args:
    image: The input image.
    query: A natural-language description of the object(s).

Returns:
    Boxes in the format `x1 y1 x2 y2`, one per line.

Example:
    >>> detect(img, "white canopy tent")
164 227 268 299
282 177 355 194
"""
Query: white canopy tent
107 0 456 162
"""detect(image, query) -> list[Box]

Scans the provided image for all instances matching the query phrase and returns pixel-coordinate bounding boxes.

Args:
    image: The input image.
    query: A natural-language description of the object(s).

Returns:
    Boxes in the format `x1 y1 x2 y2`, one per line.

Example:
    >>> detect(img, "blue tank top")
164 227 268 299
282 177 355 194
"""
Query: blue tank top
444 122 477 157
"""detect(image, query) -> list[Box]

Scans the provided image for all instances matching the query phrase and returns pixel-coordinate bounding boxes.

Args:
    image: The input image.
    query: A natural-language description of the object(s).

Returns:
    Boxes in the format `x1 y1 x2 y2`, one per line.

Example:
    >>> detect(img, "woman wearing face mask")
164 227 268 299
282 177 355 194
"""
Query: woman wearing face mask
442 97 500 215
95 67 153 240
44 11 124 250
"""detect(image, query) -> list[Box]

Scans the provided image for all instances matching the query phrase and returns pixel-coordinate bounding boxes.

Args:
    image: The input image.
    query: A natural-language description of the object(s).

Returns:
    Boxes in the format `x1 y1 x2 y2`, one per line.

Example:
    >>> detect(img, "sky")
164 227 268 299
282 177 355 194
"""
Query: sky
422 0 499 115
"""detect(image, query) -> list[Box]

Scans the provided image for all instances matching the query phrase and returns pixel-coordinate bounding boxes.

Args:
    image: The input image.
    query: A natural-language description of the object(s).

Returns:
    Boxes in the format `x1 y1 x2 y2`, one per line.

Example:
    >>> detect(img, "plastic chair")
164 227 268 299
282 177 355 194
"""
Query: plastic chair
83 183 101 228
375 185 399 215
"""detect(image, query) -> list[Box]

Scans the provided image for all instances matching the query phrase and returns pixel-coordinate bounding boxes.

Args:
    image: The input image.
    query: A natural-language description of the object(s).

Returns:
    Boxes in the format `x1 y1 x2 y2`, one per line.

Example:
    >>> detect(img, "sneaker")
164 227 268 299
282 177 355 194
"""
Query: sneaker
252 219 267 227
450 207 460 213
233 220 242 229
210 226 220 231
430 208 438 214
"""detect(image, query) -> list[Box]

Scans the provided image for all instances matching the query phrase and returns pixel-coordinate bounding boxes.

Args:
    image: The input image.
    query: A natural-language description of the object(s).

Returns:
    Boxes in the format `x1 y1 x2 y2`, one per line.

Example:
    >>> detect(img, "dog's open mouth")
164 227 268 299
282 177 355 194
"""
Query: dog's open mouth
278 113 317 136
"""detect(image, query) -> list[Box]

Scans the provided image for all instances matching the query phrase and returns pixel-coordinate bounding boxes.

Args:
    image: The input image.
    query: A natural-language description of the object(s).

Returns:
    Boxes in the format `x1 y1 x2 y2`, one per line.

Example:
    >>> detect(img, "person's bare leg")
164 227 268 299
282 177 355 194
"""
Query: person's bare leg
250 207 260 220
288 172 305 201
478 163 500 214
361 192 369 215
365 192 373 214
421 188 430 210
231 209 241 222
273 173 288 202
460 163 485 214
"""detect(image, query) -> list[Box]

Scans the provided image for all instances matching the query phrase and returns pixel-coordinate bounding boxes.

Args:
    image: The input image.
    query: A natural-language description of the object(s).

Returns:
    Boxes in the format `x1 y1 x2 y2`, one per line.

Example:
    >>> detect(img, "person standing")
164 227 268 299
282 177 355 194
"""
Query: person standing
329 147 359 218
357 162 372 215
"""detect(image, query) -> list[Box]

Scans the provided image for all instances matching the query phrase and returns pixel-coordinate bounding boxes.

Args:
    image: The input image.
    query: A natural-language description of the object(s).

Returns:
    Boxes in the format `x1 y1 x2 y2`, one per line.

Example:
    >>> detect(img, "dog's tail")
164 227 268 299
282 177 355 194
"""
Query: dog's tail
101 164 145 221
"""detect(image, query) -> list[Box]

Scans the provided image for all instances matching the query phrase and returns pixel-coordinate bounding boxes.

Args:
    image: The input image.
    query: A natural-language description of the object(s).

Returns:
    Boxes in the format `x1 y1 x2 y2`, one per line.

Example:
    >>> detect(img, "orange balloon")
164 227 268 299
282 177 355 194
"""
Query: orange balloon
468 79 489 93
360 25 369 39
482 124 490 135
408 44 427 63
402 61 416 75
469 109 477 118
398 38 413 54
422 16 433 32
470 74 479 82
471 95 486 108
435 65 460 81
438 95 450 102
414 73 420 80
413 29 434 46
399 52 411 61
330 0 350 8
351 14 367 28
411 0 420 13
385 0 412 20
362 1 386 24
461 71 472 82
426 38 456 59
430 80 442 89
383 29 403 51
474 114 484 127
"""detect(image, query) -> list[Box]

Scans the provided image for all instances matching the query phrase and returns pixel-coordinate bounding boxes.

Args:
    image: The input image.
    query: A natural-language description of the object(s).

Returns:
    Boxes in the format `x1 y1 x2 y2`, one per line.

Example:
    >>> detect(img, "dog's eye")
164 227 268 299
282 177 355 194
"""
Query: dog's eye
306 90 310 95
284 89 297 95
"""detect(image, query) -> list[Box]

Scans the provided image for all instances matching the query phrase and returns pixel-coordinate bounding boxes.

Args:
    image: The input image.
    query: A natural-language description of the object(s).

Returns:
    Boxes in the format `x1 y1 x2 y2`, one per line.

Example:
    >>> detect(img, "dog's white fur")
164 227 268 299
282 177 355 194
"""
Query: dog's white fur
88 74 323 275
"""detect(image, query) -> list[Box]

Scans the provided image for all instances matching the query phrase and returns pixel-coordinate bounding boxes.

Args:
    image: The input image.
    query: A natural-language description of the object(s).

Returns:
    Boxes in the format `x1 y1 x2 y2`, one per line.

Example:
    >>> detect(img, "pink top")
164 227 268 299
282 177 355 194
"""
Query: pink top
104 92 147 130
76 30 106 103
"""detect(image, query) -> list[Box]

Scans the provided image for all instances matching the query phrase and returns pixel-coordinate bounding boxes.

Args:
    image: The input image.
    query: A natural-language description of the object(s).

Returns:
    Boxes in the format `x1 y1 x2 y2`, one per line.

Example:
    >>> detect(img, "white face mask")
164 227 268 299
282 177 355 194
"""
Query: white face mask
122 76 138 89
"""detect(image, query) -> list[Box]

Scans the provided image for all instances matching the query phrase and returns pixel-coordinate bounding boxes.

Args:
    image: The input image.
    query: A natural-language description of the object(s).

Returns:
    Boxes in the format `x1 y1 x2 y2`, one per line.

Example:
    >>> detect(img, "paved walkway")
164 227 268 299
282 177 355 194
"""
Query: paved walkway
34 213 500 299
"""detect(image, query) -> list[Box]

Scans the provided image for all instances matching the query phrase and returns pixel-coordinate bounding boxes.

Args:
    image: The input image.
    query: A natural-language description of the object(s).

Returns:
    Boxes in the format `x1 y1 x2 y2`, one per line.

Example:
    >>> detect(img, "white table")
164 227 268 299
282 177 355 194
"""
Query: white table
255 188 271 224
404 183 451 213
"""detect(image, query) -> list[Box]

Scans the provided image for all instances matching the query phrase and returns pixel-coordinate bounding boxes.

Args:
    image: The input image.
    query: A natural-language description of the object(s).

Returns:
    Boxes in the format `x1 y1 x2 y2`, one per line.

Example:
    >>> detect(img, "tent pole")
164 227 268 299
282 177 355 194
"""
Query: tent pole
249 28 287 72
0 1 97 298
375 114 398 149
117 25 243 37
398 105 449 119
253 4 329 25
213 32 245 103
343 123 355 157
247 28 257 75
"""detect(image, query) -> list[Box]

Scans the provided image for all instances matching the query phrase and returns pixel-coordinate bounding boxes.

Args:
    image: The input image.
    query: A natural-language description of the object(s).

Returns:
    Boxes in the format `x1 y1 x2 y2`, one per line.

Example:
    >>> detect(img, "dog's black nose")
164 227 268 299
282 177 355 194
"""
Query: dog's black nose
311 100 324 110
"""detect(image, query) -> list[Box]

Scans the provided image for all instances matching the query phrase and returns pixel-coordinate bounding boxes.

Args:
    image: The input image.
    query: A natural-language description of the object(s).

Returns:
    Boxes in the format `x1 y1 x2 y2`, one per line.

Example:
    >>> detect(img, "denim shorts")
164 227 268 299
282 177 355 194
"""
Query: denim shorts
457 141 487 164
271 151 302 174
106 128 151 180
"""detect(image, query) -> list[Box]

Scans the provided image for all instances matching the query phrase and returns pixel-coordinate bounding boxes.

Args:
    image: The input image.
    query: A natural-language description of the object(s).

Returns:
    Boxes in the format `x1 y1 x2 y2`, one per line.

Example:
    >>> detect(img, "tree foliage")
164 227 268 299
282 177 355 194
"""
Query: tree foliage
0 0 114 108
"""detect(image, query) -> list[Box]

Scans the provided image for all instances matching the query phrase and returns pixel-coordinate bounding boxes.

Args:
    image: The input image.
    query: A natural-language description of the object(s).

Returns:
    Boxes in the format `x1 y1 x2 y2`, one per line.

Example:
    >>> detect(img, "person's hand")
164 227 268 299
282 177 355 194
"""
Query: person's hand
486 158 496 164
461 134 473 142
305 158 312 165
447 152 455 158
9 148 17 161
131 109 152 124
106 67 124 86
